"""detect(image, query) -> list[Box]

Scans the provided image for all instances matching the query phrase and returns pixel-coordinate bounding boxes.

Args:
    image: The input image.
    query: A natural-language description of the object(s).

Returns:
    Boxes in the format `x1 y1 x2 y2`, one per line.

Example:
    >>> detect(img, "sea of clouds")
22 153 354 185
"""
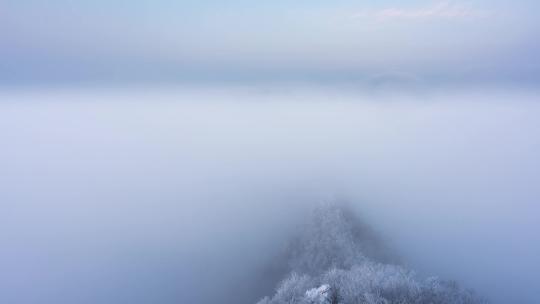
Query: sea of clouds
1 86 539 303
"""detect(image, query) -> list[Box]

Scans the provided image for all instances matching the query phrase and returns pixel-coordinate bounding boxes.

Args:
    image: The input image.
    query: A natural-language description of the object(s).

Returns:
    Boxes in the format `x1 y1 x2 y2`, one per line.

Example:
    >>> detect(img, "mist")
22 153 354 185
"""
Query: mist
1 86 540 304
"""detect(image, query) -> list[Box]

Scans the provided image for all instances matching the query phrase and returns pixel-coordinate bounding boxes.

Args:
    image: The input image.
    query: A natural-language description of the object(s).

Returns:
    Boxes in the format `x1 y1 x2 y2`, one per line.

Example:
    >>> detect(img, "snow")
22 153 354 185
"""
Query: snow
305 284 331 303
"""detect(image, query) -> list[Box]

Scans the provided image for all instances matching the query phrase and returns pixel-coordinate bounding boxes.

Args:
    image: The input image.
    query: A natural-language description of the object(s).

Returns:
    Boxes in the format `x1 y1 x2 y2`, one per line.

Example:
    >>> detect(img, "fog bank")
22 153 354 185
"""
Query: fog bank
1 87 539 303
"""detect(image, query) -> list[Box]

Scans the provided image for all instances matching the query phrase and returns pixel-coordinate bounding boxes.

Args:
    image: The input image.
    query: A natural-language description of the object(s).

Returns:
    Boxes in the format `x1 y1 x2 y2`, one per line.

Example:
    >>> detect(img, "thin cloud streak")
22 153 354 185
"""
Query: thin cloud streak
353 2 490 21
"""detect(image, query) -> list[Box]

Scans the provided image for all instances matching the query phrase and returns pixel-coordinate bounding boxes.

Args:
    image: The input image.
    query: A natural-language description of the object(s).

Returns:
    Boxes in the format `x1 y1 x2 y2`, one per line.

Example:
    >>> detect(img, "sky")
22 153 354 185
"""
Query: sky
1 0 539 85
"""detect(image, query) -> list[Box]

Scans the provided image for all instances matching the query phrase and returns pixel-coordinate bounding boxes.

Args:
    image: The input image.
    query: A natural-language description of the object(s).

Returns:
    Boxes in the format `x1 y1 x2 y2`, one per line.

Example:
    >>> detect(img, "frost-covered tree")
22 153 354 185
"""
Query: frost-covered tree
257 203 486 304
285 203 394 276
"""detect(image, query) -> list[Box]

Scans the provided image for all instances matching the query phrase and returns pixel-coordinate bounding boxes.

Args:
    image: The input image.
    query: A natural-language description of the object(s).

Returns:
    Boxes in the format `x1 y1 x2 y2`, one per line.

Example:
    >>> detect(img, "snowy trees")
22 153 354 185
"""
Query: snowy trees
257 203 485 304
305 285 333 304
258 265 483 304
286 203 368 275
286 203 394 276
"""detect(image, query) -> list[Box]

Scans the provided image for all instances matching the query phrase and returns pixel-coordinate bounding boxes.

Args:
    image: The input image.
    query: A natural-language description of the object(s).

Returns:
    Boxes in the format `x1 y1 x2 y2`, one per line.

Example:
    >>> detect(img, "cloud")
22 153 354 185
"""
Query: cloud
354 2 489 21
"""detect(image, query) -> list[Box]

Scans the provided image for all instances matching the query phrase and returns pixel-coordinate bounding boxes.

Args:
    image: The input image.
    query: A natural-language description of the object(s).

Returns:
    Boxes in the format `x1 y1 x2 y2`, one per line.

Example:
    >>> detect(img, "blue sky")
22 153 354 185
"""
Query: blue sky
1 0 539 85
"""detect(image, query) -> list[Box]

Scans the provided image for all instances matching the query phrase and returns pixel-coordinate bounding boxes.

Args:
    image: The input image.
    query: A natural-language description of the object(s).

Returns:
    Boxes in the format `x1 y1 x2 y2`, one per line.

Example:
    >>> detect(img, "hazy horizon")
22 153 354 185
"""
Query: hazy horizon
2 1 539 86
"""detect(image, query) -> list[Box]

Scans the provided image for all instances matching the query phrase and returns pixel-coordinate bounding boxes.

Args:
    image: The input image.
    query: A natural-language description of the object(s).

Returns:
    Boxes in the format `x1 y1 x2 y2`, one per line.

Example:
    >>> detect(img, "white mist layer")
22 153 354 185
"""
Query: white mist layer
1 86 539 304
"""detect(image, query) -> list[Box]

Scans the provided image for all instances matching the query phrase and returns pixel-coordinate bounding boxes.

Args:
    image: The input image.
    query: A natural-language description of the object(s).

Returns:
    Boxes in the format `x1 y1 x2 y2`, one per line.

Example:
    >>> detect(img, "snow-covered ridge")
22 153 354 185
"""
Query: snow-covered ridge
257 203 485 304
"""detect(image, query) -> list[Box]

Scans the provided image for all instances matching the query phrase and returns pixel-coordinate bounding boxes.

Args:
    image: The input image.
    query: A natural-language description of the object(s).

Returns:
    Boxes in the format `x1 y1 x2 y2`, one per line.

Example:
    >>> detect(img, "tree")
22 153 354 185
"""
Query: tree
257 203 486 304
